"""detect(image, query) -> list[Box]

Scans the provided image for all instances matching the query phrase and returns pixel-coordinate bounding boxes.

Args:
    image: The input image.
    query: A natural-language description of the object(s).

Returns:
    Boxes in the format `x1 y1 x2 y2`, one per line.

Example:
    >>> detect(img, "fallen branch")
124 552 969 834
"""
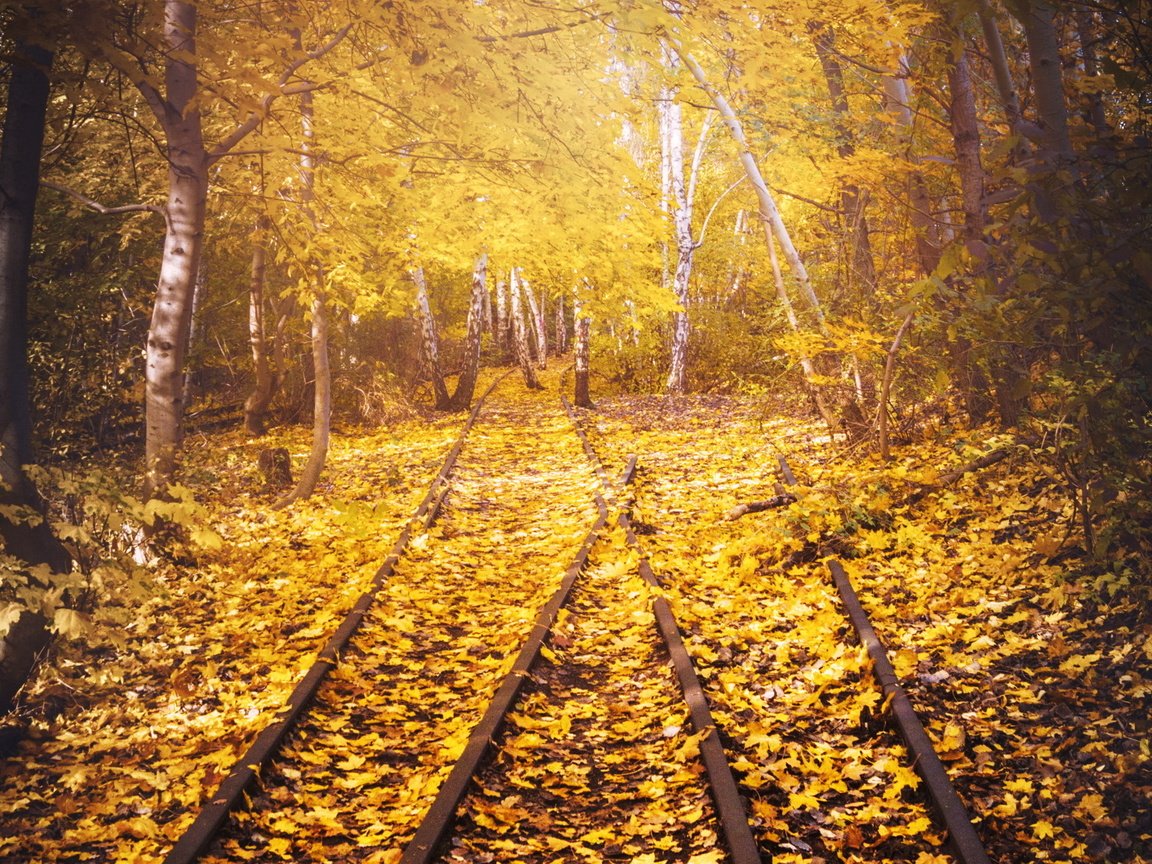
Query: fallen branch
905 446 1012 505
727 483 796 519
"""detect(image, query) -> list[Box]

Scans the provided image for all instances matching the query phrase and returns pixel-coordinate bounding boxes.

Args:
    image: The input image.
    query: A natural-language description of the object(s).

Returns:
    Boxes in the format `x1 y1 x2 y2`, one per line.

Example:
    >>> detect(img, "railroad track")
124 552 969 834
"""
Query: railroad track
166 379 992 864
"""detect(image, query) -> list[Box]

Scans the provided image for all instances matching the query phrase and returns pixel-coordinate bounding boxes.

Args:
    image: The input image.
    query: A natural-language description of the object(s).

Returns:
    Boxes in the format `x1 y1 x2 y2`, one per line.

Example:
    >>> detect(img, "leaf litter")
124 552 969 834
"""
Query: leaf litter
203 375 601 862
1 378 1148 864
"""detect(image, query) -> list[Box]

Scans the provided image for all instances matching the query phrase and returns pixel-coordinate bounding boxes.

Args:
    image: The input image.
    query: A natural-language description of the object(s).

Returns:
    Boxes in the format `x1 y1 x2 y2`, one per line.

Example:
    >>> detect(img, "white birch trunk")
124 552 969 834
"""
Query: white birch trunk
574 294 591 408
663 40 697 394
509 268 540 389
674 45 827 333
448 253 486 410
413 266 450 409
521 274 547 368
495 276 510 361
142 0 208 502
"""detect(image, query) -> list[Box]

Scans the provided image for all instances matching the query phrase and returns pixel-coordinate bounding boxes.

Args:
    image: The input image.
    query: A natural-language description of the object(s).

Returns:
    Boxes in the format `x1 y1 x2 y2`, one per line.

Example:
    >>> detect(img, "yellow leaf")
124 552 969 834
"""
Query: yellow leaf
1033 819 1055 839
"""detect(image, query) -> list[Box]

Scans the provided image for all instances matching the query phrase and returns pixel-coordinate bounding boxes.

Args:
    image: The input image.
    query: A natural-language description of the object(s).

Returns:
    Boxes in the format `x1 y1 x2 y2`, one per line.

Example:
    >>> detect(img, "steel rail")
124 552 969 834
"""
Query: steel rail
827 561 993 864
163 374 508 864
564 399 764 864
398 480 610 863
776 456 991 864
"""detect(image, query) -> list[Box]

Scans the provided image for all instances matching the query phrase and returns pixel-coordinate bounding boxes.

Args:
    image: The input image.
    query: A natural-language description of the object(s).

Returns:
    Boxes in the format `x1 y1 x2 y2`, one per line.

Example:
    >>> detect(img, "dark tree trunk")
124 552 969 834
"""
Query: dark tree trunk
448 254 487 411
947 39 996 424
1009 0 1077 221
811 23 877 294
0 36 72 714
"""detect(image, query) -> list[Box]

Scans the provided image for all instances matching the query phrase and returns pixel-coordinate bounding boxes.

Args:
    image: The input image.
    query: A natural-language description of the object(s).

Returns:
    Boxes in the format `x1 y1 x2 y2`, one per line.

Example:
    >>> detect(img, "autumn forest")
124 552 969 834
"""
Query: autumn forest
1 0 1150 862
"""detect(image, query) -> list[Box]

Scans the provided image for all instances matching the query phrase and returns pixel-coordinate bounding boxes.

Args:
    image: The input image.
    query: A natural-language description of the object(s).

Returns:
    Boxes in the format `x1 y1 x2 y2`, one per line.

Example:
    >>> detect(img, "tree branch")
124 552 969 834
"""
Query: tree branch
40 179 164 217
695 175 746 248
208 23 354 165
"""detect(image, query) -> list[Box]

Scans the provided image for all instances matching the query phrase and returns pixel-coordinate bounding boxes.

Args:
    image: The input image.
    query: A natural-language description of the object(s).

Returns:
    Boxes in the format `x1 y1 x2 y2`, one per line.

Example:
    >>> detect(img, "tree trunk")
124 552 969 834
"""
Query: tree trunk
674 45 828 332
662 39 697 394
811 23 877 294
948 47 987 255
574 296 591 408
0 34 72 714
142 0 209 503
495 276 510 362
274 75 330 507
510 268 541 389
181 253 208 409
946 39 996 424
448 253 487 411
413 267 451 409
976 0 1027 138
765 226 836 429
554 292 568 354
1074 8 1112 149
1010 0 1077 222
521 275 547 369
1013 0 1075 165
244 216 275 436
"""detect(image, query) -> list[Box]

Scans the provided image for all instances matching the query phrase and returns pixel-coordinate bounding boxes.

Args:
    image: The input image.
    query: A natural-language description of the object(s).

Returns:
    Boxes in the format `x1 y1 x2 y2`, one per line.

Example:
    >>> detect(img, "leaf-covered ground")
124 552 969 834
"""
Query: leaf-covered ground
206 377 601 862
1 376 1149 863
585 393 1152 864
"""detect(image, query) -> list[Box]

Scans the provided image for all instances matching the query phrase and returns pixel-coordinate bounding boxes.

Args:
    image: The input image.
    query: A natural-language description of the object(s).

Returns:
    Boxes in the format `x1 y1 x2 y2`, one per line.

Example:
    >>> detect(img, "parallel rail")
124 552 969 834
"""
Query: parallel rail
163 383 992 864
164 375 506 864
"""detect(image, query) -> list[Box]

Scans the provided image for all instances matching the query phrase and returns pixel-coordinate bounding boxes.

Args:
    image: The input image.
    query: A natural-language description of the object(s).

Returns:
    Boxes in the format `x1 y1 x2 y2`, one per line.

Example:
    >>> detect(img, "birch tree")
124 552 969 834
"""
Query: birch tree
60 0 353 502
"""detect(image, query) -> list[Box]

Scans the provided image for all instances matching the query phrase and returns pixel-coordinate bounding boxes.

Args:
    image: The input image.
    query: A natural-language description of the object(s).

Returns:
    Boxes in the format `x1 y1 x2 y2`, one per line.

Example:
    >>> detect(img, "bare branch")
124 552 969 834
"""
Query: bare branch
474 11 610 43
40 179 164 217
695 175 745 248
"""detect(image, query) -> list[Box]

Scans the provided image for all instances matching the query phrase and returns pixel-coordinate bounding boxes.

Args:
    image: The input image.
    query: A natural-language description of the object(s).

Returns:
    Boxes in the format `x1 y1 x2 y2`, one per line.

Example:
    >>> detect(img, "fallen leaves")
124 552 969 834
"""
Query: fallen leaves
2 378 1148 864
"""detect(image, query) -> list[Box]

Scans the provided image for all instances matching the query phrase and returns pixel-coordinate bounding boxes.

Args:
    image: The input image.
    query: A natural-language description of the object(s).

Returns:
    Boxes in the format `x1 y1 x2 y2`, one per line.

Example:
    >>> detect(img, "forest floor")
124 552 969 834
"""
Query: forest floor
0 366 1149 864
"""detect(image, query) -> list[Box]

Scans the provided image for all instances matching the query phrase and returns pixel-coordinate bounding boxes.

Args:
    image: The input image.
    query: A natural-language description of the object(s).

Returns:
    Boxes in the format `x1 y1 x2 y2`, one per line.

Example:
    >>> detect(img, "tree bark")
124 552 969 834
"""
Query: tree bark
447 253 487 411
495 276 510 363
1074 9 1112 142
662 40 698 394
244 216 276 436
554 292 568 355
142 0 208 503
1012 0 1075 165
413 267 451 409
765 226 835 429
1009 0 1077 222
274 75 330 508
811 23 877 295
946 38 996 424
521 275 548 368
510 268 541 389
948 46 987 255
574 296 592 408
674 45 828 332
976 0 1028 138
0 33 72 714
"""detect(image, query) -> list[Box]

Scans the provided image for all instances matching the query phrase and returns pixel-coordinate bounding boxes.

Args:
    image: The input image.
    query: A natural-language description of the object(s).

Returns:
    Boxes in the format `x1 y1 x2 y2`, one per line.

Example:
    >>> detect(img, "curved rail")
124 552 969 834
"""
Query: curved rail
164 374 507 864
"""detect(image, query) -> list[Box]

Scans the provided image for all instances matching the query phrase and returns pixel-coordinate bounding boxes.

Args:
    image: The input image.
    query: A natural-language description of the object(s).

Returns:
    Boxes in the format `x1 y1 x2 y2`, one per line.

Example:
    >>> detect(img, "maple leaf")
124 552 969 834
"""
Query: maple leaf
1033 819 1056 840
